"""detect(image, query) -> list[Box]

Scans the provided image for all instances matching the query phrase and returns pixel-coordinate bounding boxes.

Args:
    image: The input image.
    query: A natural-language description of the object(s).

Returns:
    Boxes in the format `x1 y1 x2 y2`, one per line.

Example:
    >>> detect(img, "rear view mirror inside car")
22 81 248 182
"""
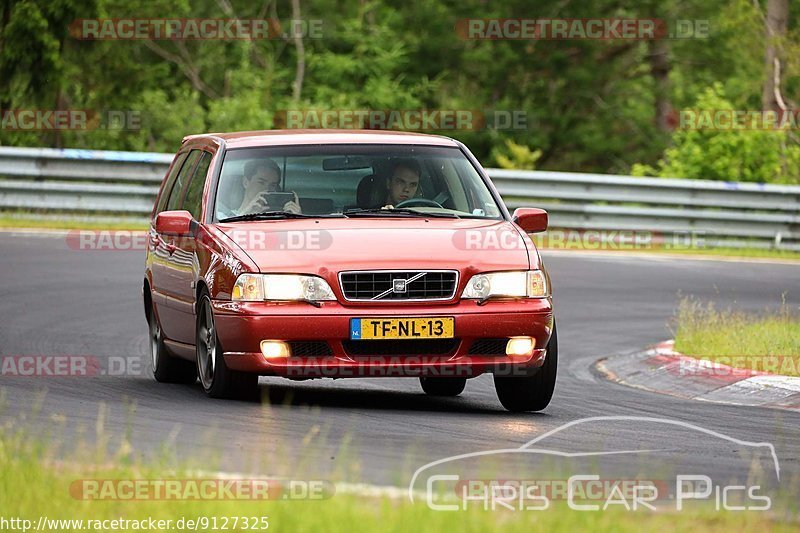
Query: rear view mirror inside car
322 155 372 171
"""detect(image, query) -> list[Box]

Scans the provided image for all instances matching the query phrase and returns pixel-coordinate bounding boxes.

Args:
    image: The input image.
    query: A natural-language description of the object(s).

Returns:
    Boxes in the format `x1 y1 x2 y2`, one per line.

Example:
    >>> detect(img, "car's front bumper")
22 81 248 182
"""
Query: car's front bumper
213 298 554 378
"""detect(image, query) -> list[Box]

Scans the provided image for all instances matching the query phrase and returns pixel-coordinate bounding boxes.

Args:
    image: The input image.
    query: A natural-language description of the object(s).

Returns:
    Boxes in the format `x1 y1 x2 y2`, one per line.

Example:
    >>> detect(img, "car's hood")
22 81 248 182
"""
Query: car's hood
215 218 536 277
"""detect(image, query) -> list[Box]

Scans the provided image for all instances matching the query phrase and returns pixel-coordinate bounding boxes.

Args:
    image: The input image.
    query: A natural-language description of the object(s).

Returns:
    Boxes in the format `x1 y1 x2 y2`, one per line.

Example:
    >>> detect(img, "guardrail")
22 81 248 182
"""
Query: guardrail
0 147 170 216
493 169 800 250
1 146 798 250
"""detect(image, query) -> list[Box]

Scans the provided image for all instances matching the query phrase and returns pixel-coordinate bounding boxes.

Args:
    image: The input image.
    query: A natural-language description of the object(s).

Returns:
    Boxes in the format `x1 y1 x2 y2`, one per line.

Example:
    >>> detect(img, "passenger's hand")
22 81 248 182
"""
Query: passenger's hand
241 192 270 214
381 204 395 210
282 192 302 214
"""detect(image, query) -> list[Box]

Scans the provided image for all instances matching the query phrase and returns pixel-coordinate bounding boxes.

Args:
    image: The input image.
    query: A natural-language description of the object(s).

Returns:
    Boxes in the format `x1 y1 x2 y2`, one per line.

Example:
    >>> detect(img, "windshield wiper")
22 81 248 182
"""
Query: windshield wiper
219 210 344 223
343 207 459 219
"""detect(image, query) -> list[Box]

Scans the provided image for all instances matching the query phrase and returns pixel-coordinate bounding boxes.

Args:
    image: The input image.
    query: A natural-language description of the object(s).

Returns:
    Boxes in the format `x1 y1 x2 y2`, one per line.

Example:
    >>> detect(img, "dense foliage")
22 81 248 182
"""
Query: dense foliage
633 84 800 183
0 0 798 182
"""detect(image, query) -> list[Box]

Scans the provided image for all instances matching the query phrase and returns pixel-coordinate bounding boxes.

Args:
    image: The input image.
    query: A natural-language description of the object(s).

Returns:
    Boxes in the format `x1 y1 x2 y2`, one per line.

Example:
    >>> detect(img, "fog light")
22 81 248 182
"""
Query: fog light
506 337 535 357
261 340 290 359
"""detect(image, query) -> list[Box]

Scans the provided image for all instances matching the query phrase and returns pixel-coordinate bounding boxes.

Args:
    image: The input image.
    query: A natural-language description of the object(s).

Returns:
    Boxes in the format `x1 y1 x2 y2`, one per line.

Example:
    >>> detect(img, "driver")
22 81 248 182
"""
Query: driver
383 159 420 207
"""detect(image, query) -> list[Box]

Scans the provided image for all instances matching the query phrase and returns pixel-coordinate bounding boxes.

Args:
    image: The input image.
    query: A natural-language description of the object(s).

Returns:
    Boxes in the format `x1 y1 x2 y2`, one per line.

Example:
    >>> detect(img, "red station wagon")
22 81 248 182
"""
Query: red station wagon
143 130 556 411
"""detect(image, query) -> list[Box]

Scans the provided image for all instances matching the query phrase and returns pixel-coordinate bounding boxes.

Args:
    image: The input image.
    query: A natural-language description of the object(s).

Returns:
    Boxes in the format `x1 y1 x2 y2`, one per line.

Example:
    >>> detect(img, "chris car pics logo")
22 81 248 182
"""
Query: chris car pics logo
409 416 779 512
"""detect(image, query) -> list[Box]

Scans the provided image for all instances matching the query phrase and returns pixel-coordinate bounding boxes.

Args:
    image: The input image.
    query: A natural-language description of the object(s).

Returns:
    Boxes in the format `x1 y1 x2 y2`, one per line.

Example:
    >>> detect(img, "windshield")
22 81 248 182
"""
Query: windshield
213 144 503 221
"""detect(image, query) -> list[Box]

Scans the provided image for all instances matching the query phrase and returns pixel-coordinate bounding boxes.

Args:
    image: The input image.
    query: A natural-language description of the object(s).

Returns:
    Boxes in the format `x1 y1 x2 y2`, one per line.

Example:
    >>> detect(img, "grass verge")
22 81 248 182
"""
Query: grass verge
673 299 800 376
0 215 148 231
1 421 797 532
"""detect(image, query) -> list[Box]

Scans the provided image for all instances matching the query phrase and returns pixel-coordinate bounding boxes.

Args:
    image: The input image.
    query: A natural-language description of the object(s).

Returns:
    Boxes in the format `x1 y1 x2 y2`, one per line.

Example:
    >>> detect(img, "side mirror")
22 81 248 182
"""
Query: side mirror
512 208 548 233
156 210 195 236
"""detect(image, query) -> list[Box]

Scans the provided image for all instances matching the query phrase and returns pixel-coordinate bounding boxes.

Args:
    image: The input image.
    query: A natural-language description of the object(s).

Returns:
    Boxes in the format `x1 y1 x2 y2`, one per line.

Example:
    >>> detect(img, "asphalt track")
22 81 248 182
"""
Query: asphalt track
1 231 798 493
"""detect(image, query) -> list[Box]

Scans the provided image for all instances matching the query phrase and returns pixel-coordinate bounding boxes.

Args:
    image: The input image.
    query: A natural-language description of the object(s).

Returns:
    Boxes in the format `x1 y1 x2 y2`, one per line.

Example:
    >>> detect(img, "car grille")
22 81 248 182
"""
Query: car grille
468 338 509 355
339 270 458 301
288 341 333 357
343 339 460 356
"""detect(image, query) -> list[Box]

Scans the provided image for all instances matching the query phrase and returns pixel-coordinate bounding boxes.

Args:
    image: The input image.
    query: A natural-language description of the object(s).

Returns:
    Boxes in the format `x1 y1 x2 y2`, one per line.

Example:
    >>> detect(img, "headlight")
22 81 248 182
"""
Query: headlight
461 270 548 300
232 274 336 302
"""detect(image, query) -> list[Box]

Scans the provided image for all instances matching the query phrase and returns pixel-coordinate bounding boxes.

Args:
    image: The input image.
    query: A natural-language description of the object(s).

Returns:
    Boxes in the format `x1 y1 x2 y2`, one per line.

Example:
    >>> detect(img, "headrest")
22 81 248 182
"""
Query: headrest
356 174 386 208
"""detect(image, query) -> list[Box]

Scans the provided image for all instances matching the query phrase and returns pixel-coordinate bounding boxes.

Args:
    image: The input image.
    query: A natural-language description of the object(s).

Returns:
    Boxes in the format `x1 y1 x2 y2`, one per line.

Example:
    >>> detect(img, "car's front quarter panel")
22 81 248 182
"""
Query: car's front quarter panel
196 224 259 302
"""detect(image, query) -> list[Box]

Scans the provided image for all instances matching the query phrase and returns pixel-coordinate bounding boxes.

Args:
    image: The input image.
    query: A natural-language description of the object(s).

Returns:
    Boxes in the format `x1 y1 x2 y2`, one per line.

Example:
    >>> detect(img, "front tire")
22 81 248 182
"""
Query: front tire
419 377 467 396
148 302 197 384
494 322 558 412
196 290 258 399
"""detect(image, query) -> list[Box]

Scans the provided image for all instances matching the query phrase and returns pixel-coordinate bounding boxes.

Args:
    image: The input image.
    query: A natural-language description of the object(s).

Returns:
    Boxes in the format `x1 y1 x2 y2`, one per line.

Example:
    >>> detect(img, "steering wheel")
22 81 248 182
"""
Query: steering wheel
395 198 444 209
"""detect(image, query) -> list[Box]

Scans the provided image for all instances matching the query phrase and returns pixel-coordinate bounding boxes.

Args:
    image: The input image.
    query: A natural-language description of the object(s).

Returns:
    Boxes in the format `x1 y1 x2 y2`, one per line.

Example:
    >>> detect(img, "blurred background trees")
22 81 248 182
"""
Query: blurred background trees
0 0 797 183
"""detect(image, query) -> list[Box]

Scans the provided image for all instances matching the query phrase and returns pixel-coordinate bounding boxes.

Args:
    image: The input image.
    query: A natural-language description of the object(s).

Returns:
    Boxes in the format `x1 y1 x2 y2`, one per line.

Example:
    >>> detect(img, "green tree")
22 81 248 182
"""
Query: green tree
632 84 800 183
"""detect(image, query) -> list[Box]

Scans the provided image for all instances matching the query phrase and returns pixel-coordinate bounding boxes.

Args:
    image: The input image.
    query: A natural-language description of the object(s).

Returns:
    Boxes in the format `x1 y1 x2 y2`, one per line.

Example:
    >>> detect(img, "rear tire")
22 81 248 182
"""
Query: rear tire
494 322 558 412
148 302 197 384
419 377 467 397
196 290 258 400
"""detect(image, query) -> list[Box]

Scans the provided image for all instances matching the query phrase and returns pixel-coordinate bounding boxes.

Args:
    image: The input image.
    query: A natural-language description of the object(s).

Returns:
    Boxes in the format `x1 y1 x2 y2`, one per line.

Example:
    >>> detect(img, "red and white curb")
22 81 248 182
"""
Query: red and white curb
595 341 800 412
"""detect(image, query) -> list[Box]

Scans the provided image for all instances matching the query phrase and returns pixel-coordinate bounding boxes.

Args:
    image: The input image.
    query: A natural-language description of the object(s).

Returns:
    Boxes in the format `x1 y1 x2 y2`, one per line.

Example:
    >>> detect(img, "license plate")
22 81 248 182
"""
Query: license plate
350 317 454 340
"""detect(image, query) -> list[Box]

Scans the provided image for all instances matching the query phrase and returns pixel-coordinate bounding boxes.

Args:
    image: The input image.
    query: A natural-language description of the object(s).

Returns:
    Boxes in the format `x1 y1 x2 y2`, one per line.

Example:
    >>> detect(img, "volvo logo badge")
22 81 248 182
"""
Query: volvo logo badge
372 272 427 300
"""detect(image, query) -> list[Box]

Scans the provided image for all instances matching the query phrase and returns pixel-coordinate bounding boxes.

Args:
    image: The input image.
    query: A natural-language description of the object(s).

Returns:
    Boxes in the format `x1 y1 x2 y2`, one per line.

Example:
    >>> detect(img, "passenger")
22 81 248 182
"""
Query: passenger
218 159 301 217
383 159 421 207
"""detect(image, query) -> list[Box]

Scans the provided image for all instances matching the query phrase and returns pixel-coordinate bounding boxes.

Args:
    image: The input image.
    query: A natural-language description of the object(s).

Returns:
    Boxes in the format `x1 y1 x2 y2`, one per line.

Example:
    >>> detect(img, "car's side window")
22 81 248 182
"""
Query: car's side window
182 152 212 221
155 151 189 215
165 150 201 212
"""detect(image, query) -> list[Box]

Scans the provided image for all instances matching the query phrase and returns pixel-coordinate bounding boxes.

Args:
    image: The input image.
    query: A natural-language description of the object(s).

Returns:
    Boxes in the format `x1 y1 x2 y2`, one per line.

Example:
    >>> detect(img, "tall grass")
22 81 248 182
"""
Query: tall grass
673 298 800 376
